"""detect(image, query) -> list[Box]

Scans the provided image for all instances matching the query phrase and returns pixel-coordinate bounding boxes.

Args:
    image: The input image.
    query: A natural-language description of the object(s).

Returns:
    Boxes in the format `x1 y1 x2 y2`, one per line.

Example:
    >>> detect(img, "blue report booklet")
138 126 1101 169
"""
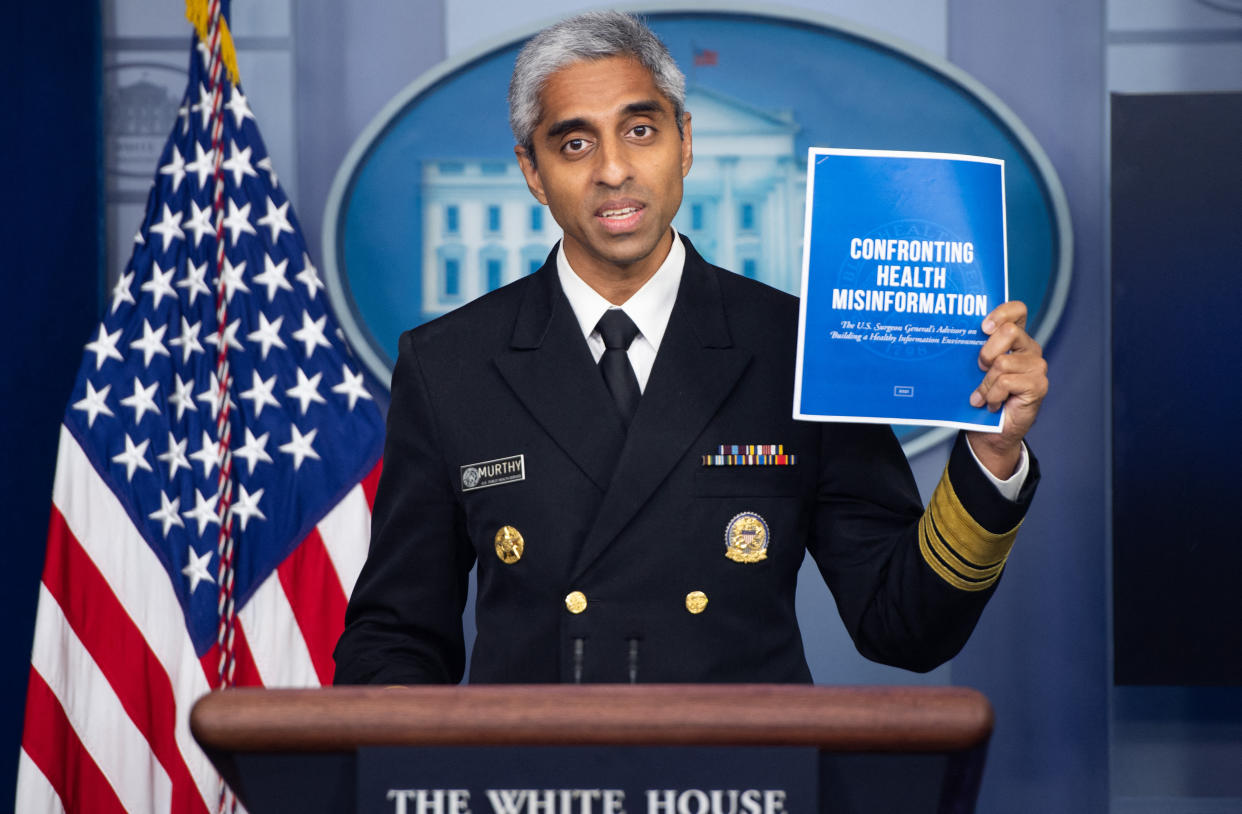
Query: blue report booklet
793 148 1008 432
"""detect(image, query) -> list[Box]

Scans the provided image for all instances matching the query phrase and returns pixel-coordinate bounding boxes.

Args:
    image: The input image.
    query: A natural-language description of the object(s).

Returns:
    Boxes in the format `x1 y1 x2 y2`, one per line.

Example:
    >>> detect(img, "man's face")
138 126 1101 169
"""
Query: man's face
515 56 693 285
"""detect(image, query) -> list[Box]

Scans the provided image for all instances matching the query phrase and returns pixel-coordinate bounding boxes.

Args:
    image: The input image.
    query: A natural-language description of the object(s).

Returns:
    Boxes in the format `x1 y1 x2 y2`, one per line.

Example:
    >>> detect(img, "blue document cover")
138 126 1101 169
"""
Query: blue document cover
794 148 1008 432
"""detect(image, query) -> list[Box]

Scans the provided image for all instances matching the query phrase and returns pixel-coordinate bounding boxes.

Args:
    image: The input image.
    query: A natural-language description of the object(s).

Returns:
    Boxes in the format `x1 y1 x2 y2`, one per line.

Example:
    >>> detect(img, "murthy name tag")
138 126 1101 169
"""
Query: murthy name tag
460 454 525 492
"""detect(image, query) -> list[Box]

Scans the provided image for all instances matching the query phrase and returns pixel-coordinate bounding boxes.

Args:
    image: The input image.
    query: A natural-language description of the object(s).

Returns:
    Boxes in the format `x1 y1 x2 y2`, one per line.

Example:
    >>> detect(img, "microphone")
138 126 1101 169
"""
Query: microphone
572 637 585 684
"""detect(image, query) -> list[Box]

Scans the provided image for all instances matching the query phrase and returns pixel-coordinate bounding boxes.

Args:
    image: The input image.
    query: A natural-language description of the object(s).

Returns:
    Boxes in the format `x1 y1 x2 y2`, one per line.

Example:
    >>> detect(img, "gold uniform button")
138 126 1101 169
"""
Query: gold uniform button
565 591 588 614
685 591 709 614
494 525 524 564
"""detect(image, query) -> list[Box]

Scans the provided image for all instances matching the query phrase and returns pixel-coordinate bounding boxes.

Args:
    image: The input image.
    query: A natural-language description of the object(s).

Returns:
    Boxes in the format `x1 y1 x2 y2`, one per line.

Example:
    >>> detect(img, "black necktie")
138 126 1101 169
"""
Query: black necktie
595 309 641 427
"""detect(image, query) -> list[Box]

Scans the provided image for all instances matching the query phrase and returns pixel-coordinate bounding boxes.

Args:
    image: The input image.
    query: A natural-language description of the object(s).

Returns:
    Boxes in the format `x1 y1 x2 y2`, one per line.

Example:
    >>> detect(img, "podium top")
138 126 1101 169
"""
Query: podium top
191 684 992 755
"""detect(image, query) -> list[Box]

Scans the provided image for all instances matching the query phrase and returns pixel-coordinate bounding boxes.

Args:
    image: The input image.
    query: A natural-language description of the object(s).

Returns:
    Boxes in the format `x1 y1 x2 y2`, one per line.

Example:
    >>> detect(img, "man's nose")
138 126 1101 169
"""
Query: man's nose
593 137 633 188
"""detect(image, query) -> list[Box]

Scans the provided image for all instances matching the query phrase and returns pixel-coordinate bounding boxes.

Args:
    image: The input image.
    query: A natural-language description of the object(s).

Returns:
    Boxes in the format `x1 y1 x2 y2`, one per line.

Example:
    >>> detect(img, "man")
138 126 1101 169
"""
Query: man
333 11 1046 685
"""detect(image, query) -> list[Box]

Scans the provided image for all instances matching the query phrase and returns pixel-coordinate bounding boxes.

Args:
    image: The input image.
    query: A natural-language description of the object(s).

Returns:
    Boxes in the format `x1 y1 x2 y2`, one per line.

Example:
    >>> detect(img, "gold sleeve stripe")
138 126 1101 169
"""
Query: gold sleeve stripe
917 469 1021 592
918 515 1001 591
930 468 1021 563
919 516 1003 591
924 513 1006 580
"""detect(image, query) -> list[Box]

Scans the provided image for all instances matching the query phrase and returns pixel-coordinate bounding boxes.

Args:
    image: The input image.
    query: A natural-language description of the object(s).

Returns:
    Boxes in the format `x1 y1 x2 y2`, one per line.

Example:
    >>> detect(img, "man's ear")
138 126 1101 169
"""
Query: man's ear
515 145 548 205
681 112 694 178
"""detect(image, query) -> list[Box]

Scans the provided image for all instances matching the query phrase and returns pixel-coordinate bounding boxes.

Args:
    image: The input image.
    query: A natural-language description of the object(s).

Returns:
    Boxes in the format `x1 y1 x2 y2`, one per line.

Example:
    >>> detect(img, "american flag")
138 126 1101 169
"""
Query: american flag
16 3 385 811
692 47 718 67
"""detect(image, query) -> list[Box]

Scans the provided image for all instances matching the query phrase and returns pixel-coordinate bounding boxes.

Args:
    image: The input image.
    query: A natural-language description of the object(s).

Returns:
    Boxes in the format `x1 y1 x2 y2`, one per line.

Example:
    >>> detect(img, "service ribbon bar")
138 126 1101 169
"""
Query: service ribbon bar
716 444 784 455
701 445 797 466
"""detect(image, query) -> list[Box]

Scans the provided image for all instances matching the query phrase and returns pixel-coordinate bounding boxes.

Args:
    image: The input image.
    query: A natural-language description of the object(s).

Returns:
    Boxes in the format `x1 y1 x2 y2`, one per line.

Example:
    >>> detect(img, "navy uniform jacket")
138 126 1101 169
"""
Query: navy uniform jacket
333 240 1038 685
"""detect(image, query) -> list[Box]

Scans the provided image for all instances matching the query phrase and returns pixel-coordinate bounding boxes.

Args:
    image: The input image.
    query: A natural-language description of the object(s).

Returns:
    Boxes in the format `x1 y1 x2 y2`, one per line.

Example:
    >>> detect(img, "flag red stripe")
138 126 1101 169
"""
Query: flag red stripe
42 509 210 814
198 615 264 688
230 620 264 687
361 458 382 508
278 530 348 685
22 668 128 814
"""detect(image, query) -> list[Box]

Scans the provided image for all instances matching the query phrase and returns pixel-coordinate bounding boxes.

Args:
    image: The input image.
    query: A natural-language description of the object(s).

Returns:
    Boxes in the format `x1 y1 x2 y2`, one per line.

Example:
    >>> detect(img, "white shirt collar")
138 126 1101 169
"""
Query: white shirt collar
556 229 684 353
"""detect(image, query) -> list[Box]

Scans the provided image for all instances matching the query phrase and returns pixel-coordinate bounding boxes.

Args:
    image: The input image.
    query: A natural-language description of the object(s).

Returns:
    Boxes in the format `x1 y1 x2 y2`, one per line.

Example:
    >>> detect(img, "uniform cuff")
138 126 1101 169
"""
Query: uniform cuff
916 434 1039 592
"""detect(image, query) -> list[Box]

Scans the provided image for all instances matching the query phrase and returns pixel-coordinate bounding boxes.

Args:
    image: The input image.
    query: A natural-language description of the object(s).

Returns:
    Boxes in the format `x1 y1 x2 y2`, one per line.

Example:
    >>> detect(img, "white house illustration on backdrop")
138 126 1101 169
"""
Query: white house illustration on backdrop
419 86 807 320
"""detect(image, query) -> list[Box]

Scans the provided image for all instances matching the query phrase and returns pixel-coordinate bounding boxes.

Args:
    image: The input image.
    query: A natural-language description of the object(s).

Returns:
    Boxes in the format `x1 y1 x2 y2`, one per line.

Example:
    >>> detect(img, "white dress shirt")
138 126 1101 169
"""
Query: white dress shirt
555 230 1028 499
557 230 684 392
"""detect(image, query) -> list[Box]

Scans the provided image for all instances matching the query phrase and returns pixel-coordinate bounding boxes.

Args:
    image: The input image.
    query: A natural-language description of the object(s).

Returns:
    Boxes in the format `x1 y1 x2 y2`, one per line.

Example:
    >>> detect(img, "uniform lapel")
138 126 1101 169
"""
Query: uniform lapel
571 243 752 578
493 260 627 493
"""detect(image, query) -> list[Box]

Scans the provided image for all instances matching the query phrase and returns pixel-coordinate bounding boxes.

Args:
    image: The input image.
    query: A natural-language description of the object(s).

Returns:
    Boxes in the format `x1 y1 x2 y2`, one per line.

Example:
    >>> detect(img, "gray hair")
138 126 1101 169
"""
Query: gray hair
508 11 687 162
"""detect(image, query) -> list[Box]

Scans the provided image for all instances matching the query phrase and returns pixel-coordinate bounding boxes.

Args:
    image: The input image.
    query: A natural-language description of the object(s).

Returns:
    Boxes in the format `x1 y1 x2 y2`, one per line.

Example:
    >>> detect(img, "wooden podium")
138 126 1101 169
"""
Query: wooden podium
191 685 993 813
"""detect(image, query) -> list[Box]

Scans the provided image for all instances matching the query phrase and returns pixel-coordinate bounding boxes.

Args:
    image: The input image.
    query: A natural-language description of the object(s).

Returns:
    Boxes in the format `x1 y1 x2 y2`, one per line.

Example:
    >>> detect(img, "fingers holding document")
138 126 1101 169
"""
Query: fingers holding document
966 301 1048 478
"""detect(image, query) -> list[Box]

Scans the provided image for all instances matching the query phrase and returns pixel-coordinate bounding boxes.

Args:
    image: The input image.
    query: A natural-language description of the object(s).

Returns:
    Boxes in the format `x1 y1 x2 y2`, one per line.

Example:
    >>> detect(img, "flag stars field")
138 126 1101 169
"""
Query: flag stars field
279 425 320 470
110 269 136 313
181 488 220 536
230 484 265 531
219 257 249 302
120 376 160 423
222 198 256 245
180 546 215 592
112 434 153 481
160 144 187 191
189 429 220 477
204 317 244 353
168 373 197 420
178 259 211 304
170 315 204 363
72 381 113 427
149 204 185 250
149 491 185 537
257 197 294 243
240 370 280 417
157 431 191 480
141 262 179 309
254 254 293 301
286 368 326 414
85 324 123 369
195 372 235 420
332 366 374 411
225 86 254 126
234 428 274 475
184 200 215 247
222 139 257 187
185 141 215 189
246 312 286 360
129 319 170 367
292 311 330 357
296 252 323 298
190 81 214 129
257 154 278 186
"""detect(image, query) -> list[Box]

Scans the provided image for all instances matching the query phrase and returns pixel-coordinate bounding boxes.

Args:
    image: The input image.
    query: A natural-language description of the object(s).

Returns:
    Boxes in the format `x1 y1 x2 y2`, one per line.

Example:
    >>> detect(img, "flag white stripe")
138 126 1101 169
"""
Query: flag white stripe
316 484 372 597
51 426 218 809
238 572 319 687
15 749 67 814
31 587 173 814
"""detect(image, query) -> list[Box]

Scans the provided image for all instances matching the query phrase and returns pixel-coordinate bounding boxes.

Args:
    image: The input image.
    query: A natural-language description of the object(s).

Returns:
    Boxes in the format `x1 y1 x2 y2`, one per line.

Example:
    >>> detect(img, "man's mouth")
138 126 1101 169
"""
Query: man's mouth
595 201 644 232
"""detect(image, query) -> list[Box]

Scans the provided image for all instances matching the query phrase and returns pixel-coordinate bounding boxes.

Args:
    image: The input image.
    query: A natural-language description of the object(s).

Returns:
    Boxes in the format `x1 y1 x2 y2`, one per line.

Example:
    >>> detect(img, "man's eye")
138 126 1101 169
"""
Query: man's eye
632 125 651 137
564 138 587 153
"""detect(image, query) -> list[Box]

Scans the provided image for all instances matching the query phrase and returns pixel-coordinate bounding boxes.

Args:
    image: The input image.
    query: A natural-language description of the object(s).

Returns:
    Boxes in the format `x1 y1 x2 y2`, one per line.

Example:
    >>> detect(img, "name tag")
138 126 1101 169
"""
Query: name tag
461 454 525 491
